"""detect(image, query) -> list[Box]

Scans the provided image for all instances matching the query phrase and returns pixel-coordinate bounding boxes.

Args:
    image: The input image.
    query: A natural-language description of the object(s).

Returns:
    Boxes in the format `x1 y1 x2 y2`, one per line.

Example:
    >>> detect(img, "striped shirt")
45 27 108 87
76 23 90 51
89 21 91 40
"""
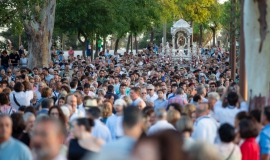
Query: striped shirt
168 95 188 106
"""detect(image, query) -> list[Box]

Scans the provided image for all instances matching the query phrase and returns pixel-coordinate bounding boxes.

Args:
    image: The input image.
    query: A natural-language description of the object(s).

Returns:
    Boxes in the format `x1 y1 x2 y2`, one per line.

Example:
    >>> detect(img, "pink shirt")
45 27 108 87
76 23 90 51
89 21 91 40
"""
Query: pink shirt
68 50 74 55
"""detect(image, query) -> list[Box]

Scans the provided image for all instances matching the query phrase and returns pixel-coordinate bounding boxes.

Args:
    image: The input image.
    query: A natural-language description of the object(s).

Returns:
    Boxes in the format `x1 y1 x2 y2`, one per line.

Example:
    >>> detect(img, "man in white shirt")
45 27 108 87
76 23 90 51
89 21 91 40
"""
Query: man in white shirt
215 92 248 126
88 107 111 143
145 84 158 107
67 94 84 122
192 103 218 144
147 108 175 135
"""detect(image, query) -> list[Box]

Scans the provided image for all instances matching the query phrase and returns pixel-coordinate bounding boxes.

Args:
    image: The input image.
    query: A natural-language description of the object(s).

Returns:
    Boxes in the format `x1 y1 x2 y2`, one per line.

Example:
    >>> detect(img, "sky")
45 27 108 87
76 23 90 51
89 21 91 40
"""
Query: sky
219 0 228 4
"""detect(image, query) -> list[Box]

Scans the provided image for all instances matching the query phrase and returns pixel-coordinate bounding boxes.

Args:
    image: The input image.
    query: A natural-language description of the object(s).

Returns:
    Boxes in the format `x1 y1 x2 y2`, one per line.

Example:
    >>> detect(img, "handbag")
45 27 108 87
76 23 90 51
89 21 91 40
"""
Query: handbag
226 145 235 160
13 94 21 107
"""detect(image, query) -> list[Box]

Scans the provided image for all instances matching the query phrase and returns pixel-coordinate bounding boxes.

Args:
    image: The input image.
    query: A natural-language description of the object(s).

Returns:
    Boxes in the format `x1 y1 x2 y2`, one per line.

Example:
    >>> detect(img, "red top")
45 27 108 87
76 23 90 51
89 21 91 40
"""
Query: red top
68 50 74 55
240 138 260 160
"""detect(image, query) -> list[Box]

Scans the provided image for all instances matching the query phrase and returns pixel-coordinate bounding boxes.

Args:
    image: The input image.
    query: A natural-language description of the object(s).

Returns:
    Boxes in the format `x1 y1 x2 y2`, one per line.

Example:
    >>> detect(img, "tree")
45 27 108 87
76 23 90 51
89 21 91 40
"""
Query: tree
0 28 28 50
0 0 56 68
219 0 240 47
177 0 215 44
23 0 56 68
55 0 118 59
220 1 240 33
207 0 222 47
243 0 269 110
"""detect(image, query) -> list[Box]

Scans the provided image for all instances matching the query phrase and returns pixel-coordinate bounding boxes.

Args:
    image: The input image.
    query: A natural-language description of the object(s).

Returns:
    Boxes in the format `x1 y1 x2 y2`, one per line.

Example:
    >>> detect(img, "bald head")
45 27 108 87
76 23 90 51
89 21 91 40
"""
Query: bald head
196 103 209 117
66 94 77 111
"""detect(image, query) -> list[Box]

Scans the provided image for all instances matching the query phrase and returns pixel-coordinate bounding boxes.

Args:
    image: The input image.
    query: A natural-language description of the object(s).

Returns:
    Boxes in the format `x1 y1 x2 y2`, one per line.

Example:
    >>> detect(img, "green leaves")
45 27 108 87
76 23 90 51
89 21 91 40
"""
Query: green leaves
0 0 46 35
177 0 215 23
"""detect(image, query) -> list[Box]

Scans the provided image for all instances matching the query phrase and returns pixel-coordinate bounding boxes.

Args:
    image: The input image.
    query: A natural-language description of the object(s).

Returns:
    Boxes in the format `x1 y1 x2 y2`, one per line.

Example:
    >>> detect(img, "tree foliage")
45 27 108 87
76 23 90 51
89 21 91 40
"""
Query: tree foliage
0 0 46 34
220 0 240 32
177 0 215 23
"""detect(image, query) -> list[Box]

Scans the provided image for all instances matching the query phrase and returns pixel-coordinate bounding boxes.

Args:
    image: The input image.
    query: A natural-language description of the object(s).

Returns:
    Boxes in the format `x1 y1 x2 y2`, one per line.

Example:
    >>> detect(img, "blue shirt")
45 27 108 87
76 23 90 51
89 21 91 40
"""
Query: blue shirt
101 136 136 155
259 124 270 155
154 99 168 110
0 137 32 160
92 119 112 144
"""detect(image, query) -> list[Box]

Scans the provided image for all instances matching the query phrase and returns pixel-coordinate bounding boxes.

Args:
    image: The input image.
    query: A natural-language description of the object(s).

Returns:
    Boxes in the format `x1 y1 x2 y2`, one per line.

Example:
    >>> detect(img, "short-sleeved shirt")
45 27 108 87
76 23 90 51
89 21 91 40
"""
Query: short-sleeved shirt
259 124 270 156
0 137 33 160
154 99 168 110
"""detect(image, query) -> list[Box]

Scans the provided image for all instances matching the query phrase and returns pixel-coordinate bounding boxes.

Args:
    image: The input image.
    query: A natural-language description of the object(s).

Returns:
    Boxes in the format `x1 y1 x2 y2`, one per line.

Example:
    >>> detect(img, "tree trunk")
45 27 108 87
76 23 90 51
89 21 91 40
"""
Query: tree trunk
163 22 166 47
230 0 236 81
135 35 138 53
244 0 270 110
199 24 203 46
19 35 21 47
114 38 119 53
95 38 98 57
82 41 86 59
103 36 106 52
62 34 65 51
239 0 247 101
24 0 56 69
131 34 133 52
212 28 216 47
111 38 113 50
150 27 154 42
126 34 131 53
78 30 87 59
190 21 194 47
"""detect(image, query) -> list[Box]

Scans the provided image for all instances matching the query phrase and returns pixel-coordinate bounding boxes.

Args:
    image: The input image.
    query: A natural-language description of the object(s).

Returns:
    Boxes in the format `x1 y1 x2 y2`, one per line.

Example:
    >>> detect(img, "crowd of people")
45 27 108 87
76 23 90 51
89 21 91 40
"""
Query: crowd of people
0 41 269 160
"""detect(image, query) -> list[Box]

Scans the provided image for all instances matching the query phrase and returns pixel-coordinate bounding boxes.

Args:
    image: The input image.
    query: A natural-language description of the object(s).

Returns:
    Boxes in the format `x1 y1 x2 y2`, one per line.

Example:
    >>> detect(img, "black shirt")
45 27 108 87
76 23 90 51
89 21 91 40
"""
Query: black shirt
1 55 9 67
9 53 20 65
68 139 96 160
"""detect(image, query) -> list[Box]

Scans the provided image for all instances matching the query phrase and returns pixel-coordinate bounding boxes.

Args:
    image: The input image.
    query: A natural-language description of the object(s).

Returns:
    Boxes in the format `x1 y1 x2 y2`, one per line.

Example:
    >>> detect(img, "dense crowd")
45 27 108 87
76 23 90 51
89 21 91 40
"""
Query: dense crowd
0 41 269 160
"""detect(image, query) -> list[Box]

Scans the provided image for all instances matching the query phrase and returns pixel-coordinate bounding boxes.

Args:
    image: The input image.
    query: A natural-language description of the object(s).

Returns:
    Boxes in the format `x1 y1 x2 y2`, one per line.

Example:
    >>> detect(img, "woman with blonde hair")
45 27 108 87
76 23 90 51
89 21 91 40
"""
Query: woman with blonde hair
167 109 181 127
182 103 196 123
176 116 194 150
100 102 113 123
122 95 132 106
